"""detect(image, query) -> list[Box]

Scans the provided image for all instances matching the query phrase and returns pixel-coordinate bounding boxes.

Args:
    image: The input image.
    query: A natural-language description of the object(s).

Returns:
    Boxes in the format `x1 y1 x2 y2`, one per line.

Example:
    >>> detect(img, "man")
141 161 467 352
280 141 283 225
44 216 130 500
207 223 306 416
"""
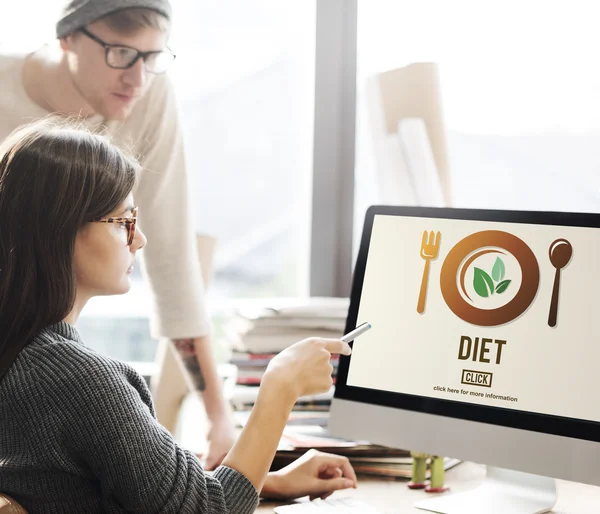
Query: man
0 0 235 469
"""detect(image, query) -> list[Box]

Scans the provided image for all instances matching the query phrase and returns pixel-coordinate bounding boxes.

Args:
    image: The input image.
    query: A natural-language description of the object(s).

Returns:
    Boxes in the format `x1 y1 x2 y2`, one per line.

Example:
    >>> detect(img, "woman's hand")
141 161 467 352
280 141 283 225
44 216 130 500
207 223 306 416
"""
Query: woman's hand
261 449 358 501
220 339 351 494
263 338 351 401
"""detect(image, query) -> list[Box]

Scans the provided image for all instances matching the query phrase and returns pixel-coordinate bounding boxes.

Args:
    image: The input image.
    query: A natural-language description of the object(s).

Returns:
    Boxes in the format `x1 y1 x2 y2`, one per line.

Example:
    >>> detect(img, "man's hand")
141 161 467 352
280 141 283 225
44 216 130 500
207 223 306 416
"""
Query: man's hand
173 336 236 470
261 449 358 501
198 415 237 470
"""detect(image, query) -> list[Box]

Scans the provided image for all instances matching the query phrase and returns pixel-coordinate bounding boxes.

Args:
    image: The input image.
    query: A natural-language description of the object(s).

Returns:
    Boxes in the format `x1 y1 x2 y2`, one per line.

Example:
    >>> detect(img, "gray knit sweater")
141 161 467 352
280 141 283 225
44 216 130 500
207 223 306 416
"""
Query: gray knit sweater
0 322 259 513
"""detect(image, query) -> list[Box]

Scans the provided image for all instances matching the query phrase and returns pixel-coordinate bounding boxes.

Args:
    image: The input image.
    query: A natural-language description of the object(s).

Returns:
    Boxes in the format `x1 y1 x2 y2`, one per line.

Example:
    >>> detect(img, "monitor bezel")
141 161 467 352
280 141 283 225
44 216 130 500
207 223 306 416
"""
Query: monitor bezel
334 205 600 444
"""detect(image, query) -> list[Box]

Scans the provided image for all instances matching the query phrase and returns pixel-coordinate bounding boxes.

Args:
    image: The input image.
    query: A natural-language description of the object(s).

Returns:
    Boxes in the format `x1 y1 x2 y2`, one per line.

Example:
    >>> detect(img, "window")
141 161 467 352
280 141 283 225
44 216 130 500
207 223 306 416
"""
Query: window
169 0 315 302
355 0 600 233
1 1 316 362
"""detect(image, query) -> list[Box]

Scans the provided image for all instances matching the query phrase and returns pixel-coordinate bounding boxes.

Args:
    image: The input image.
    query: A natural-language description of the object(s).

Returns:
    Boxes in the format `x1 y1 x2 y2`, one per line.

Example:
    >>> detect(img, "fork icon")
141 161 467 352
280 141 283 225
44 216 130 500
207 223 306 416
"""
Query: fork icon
417 230 441 314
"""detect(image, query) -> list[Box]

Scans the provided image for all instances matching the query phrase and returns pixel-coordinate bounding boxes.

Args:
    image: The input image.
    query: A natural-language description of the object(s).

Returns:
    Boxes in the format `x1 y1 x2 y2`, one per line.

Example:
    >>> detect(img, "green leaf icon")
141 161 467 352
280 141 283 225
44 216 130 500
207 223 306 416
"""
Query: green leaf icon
495 279 511 294
474 268 495 297
491 257 505 282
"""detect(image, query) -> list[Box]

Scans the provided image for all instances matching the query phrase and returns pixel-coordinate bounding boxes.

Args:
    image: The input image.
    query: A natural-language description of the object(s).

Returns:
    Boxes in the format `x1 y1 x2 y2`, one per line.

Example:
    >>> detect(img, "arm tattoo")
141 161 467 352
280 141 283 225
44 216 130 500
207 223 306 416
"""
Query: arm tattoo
173 338 206 391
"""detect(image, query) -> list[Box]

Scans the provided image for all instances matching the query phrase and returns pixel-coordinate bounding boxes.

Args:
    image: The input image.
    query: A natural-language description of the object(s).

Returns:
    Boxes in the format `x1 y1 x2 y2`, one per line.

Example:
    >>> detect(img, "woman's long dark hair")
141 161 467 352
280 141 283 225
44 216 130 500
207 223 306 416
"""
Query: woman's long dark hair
0 117 139 379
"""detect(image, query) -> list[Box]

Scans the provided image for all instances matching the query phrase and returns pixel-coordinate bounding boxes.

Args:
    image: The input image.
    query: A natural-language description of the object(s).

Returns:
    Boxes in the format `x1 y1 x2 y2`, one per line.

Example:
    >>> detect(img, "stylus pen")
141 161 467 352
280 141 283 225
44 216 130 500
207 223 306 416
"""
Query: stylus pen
340 322 372 343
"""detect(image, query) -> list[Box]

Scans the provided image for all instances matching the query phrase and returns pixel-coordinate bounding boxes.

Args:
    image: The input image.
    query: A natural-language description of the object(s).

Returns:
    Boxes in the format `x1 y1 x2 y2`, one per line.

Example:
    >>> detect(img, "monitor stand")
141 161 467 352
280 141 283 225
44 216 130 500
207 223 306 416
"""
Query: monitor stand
414 466 557 514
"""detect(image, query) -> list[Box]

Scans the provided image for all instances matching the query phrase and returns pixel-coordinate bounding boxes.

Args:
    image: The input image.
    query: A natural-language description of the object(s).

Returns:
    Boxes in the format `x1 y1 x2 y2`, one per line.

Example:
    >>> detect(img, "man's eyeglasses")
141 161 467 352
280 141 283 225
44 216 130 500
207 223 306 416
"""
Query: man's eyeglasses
95 207 138 246
80 28 175 74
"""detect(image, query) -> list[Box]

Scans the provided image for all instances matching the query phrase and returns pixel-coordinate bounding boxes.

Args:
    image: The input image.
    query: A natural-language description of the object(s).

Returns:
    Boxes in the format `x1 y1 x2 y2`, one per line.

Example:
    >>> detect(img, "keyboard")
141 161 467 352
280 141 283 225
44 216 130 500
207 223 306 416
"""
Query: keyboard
273 496 383 513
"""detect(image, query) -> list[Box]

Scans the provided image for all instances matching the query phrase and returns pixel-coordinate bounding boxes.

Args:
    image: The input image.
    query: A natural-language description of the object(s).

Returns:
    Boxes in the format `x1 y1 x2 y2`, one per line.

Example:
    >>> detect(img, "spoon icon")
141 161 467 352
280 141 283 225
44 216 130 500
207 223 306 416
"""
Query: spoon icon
548 239 572 327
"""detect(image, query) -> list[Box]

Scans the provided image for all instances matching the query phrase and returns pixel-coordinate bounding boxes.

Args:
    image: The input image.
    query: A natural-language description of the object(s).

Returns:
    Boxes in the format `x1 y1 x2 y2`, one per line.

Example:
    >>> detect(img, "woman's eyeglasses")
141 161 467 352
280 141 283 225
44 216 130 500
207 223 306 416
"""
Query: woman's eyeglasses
80 28 176 74
95 207 138 246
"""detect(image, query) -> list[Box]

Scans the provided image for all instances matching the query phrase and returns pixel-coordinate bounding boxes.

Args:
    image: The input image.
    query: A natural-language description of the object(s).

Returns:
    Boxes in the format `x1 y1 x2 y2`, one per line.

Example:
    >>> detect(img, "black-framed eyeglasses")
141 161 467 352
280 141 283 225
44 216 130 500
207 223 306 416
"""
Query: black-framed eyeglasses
80 28 176 74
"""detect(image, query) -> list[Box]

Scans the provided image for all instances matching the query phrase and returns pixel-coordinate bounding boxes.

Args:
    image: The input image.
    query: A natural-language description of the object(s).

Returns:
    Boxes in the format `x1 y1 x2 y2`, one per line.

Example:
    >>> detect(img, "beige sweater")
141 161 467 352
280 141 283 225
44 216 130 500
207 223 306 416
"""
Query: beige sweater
0 51 210 340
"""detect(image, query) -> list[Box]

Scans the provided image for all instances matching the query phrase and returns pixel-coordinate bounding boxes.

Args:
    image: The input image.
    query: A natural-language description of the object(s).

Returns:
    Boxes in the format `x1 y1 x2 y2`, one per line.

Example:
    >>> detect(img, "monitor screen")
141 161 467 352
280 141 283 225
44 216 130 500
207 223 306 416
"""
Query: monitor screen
335 206 600 443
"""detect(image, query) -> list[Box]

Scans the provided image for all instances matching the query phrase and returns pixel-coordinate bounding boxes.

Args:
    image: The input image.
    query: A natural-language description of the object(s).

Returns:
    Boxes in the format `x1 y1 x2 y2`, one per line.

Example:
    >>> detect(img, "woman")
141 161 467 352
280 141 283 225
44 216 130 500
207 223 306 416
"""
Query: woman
0 118 356 514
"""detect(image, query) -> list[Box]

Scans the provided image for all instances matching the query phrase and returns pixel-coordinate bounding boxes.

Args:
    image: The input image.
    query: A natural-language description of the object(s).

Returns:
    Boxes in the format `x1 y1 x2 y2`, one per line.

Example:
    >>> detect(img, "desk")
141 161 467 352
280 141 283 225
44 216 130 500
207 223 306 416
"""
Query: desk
256 462 600 513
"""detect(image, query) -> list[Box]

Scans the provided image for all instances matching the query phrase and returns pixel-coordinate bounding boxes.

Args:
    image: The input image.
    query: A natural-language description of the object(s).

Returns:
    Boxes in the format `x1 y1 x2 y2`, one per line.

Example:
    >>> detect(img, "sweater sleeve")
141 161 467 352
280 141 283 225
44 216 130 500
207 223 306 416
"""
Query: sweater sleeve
132 74 210 340
56 353 258 514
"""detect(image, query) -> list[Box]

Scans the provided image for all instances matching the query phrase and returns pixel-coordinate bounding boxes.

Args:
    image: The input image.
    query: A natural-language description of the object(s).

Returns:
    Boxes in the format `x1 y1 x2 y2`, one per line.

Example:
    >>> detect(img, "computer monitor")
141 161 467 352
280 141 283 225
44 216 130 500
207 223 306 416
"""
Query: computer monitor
329 205 600 514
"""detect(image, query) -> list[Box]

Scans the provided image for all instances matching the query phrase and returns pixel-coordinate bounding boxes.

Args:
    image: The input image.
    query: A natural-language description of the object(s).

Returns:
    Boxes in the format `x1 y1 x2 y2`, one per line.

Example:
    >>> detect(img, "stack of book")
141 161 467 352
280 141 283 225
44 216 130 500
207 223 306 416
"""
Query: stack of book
225 296 348 354
224 297 348 413
274 426 461 479
229 384 336 413
230 353 339 388
233 413 461 479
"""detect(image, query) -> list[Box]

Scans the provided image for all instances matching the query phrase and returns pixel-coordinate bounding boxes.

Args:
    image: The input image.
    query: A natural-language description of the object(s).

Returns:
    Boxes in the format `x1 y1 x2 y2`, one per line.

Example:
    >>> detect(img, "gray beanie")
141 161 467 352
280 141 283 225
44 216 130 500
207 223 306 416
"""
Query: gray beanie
56 0 172 38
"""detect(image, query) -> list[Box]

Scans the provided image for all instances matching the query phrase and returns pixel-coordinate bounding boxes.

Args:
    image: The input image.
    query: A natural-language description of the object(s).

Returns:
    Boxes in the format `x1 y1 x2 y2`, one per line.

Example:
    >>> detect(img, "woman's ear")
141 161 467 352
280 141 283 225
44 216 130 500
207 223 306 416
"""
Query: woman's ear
59 35 75 52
